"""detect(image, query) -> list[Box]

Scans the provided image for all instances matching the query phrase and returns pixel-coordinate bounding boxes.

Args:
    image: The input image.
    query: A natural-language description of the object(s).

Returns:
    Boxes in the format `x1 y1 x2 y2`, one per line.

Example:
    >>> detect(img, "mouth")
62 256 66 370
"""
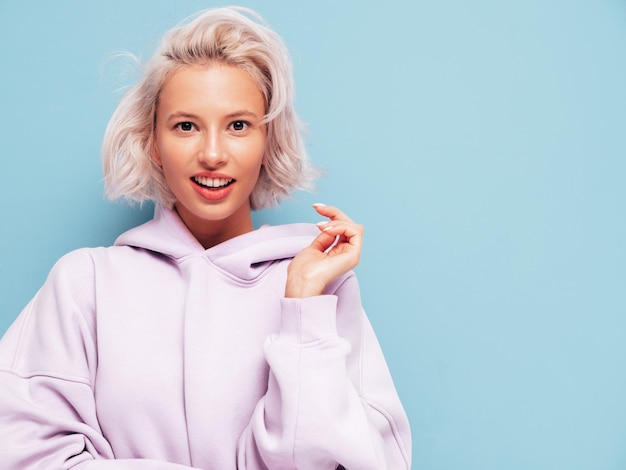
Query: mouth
191 176 235 189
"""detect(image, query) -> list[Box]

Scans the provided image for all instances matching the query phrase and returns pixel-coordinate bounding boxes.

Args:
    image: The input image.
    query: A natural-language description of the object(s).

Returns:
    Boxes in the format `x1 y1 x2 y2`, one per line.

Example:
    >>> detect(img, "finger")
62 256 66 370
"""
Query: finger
310 230 341 253
312 203 353 223
317 220 363 251
317 219 363 237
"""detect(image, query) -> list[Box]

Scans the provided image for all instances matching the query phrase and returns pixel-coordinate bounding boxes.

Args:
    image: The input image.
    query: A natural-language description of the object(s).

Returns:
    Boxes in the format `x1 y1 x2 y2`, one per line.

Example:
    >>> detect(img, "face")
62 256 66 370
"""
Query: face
153 64 267 247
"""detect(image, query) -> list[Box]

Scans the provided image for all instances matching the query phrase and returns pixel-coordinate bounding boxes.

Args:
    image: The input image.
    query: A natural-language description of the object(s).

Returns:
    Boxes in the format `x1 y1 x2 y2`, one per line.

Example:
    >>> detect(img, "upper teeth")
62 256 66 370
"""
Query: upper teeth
194 176 233 188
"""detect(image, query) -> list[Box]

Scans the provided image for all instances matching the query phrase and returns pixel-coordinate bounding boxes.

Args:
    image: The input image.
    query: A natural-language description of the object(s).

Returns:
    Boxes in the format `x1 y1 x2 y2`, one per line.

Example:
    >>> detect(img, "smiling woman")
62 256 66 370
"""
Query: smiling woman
0 6 411 470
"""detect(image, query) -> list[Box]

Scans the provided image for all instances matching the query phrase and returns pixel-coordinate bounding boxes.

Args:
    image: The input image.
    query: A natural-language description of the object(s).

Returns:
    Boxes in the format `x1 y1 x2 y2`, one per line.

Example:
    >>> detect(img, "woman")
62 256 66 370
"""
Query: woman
0 7 411 469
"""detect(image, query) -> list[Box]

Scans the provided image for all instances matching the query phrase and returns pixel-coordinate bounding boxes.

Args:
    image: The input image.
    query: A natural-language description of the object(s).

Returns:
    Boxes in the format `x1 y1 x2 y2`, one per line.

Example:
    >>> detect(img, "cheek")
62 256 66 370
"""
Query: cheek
156 138 194 168
152 124 169 165
247 135 268 166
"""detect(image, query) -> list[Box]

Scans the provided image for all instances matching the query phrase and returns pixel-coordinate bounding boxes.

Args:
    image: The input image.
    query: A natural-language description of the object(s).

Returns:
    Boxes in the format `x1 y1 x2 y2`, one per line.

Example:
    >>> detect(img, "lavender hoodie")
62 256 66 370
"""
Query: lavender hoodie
0 206 411 469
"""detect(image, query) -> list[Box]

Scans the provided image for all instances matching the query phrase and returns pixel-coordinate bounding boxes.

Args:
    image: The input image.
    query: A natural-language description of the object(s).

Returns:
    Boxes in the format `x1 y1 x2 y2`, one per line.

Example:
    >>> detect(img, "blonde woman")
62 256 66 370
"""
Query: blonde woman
0 7 411 469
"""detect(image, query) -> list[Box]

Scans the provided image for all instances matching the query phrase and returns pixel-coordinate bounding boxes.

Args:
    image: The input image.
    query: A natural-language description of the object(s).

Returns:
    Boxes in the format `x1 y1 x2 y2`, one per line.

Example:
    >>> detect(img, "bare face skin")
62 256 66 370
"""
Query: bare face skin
153 64 267 249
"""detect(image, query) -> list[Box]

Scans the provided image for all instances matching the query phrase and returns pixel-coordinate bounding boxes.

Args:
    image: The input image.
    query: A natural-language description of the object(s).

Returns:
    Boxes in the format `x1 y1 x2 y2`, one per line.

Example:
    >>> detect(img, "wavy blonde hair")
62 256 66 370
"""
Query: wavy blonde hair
102 6 317 209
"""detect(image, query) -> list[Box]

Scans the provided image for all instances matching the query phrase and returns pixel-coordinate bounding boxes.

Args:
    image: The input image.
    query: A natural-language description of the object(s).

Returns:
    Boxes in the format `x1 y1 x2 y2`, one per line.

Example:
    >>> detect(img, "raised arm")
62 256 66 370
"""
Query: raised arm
238 205 412 469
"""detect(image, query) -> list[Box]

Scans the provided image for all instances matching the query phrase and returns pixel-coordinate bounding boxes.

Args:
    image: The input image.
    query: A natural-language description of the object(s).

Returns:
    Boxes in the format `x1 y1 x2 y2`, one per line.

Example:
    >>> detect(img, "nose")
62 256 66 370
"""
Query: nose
198 128 227 167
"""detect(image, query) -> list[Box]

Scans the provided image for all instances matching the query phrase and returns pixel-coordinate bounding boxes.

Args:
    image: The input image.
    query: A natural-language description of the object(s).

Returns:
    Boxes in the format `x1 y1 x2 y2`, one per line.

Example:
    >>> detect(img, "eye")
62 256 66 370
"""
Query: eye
176 121 194 132
230 120 249 132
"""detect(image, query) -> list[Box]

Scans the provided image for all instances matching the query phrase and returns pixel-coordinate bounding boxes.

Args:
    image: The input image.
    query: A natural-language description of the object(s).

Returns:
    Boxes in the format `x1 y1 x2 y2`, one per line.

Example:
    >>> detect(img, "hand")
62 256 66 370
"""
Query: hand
285 203 364 298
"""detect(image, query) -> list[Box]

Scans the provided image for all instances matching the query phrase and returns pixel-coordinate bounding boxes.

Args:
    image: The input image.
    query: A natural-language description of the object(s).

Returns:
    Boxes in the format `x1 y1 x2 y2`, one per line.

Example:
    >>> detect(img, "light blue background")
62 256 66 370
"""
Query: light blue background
1 1 625 468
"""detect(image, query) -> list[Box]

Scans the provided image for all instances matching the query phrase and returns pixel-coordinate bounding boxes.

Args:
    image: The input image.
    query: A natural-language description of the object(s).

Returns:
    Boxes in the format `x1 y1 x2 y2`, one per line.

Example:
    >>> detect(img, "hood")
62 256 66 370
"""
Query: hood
114 205 319 281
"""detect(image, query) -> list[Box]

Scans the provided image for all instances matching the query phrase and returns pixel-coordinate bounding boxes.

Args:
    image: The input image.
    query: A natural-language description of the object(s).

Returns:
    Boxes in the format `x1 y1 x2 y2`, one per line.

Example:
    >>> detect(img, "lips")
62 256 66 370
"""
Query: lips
190 174 236 202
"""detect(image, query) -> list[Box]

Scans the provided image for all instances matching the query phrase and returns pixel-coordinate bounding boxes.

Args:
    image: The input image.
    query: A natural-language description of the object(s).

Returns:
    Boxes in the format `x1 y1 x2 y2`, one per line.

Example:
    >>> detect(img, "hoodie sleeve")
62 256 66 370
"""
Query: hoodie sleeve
237 273 412 470
0 250 200 470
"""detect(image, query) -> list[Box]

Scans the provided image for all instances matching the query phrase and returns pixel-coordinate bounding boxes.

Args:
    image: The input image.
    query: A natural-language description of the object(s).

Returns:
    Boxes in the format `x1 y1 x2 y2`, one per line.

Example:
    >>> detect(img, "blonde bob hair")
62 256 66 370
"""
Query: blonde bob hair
102 6 317 210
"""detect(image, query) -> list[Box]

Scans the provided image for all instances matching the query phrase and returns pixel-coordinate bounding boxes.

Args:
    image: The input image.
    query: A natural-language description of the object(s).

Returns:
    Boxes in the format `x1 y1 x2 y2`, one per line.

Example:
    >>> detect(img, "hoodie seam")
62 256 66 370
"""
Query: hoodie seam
0 367 92 387
362 397 411 469
10 298 36 372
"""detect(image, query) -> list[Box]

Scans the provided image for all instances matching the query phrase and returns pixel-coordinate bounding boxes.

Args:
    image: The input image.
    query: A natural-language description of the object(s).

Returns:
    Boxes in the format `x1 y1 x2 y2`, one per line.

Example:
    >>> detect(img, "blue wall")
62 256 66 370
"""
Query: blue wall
1 1 625 468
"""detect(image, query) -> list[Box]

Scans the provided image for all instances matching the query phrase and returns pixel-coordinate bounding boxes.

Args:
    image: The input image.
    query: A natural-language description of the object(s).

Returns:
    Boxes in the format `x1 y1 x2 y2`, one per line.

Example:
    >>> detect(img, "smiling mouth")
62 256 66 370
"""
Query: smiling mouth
192 176 234 189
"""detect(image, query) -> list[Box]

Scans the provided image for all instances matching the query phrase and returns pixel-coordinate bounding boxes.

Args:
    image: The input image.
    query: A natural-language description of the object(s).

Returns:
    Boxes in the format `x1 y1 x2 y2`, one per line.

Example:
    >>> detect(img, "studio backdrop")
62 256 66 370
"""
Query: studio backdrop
1 1 625 468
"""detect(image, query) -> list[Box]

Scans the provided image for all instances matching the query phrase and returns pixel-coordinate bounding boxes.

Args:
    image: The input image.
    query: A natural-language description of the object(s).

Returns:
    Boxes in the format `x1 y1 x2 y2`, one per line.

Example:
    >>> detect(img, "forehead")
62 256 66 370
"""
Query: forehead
158 65 265 111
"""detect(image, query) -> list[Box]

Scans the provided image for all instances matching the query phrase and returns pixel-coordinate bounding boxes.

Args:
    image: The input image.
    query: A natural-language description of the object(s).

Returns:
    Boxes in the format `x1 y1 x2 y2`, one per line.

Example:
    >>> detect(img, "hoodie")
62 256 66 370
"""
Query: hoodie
0 205 412 469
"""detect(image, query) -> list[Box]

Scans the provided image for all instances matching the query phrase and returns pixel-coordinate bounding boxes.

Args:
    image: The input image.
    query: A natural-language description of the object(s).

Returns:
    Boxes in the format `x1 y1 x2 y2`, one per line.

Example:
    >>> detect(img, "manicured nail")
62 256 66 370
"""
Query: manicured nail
312 202 326 207
316 221 329 227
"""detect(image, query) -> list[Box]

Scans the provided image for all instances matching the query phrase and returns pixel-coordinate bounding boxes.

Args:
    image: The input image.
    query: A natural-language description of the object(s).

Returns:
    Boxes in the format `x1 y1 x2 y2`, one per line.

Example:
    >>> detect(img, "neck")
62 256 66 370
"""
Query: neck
173 204 254 249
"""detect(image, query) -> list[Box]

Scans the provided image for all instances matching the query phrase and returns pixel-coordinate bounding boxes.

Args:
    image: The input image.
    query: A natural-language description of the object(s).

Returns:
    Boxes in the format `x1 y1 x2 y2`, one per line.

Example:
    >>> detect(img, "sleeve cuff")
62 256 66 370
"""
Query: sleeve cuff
279 296 338 344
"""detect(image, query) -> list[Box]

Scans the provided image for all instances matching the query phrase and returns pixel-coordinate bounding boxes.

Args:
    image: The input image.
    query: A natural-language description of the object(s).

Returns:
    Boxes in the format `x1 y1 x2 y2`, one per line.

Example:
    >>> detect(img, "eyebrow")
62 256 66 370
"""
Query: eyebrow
225 110 260 119
166 110 260 121
166 111 200 120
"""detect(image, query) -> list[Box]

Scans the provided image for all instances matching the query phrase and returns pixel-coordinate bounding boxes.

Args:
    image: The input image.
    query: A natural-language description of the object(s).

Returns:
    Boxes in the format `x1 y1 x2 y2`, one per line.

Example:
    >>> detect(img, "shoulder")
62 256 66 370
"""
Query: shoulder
45 245 151 292
48 246 128 277
46 248 98 285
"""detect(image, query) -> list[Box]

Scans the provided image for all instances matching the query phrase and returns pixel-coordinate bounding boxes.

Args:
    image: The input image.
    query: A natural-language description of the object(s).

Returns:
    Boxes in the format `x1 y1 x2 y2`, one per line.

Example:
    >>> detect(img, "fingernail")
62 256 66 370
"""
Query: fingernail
316 221 328 226
312 202 326 207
